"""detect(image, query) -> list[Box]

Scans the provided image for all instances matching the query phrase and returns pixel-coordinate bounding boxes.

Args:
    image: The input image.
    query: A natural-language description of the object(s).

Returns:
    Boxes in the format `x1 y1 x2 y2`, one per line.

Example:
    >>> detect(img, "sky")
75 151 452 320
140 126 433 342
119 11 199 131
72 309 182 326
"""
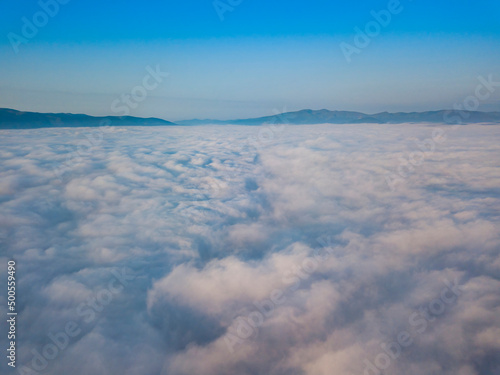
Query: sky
0 0 499 120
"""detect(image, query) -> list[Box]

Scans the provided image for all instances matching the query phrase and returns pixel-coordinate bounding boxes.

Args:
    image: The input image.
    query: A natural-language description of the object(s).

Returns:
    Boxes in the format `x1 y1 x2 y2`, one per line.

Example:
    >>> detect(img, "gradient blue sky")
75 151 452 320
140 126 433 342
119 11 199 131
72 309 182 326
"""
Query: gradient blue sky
1 0 499 120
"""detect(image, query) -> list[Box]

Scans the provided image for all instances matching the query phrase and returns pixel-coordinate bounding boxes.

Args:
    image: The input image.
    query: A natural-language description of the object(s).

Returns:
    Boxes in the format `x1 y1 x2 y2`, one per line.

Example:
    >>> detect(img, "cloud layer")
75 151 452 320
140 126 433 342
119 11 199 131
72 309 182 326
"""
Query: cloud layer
1 123 499 375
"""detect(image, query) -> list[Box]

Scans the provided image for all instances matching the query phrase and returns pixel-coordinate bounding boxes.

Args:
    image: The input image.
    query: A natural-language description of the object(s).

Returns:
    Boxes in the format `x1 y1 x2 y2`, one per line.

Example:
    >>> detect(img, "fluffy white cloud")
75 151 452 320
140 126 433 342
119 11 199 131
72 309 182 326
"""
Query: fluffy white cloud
0 123 499 375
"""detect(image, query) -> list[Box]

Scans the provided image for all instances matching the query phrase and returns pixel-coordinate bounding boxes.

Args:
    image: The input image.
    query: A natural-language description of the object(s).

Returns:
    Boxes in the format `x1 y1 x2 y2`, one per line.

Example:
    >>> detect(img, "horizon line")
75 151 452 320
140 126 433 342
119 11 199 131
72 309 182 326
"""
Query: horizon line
2 106 500 123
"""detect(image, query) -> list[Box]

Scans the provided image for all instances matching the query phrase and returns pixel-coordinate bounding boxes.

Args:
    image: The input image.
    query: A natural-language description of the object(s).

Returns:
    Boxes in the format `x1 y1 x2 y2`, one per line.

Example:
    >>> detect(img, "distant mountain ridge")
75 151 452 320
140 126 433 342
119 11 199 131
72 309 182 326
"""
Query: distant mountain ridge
1 108 500 129
177 109 500 125
0 108 176 129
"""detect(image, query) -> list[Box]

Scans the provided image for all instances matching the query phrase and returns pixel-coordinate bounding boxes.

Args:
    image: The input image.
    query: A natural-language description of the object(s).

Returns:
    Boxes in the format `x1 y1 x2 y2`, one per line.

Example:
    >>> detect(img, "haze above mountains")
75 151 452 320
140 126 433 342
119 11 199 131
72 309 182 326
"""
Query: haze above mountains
1 108 500 129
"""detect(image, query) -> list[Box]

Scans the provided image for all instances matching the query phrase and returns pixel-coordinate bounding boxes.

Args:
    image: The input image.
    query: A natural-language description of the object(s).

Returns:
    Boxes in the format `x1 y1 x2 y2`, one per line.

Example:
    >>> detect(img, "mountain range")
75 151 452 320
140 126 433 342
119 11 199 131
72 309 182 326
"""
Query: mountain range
1 108 500 129
0 108 175 129
176 109 500 125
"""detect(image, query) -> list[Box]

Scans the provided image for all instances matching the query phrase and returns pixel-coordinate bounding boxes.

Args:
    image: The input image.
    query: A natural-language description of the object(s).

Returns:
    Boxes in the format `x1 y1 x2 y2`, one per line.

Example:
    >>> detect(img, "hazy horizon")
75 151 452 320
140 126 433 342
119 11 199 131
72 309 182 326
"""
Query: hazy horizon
3 106 500 124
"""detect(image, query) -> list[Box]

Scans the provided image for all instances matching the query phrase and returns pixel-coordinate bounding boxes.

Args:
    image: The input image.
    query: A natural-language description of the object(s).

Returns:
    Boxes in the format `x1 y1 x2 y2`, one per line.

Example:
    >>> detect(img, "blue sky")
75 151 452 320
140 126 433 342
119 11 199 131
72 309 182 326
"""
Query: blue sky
1 0 499 120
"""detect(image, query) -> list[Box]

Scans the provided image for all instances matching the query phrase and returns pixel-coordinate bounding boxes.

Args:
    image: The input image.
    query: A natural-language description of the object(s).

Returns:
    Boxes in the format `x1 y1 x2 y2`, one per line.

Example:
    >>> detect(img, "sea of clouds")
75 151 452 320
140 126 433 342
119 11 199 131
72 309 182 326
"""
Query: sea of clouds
0 123 499 375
